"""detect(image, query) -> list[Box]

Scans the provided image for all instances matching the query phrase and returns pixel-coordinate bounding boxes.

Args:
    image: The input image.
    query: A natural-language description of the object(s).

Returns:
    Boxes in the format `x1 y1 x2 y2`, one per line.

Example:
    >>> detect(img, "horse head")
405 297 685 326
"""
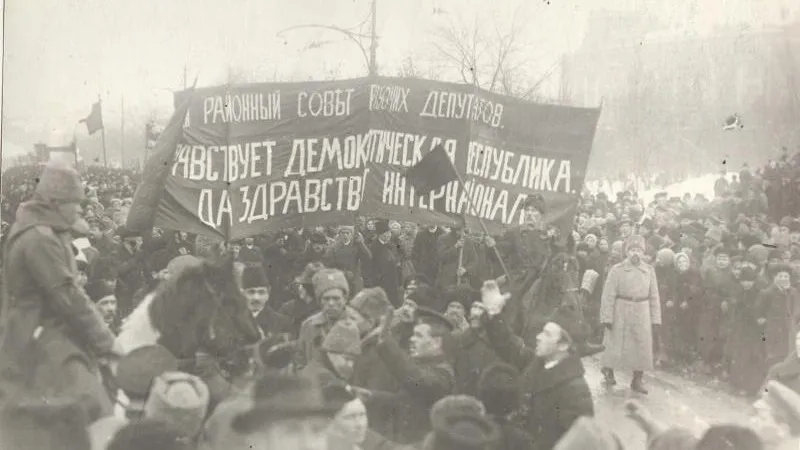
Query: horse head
541 252 582 308
149 253 262 362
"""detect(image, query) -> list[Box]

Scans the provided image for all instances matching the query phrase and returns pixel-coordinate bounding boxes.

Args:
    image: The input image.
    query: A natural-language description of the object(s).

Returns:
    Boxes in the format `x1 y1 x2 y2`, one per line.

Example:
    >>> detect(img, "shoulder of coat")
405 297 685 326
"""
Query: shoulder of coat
33 225 57 240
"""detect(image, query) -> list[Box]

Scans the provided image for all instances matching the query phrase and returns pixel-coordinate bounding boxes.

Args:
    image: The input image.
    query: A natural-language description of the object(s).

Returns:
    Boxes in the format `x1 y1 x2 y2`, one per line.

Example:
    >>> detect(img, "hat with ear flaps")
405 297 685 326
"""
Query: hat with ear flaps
312 268 349 299
35 161 85 203
523 193 547 215
624 234 646 252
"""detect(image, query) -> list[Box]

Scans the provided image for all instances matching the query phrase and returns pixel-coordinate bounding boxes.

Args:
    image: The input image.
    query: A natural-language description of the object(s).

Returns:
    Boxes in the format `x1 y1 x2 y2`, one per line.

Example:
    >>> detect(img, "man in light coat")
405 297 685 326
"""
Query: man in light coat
599 233 662 394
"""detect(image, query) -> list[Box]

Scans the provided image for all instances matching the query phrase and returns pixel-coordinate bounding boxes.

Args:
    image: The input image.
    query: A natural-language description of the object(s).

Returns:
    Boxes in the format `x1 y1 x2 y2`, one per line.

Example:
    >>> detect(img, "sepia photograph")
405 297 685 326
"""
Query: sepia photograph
1 0 800 448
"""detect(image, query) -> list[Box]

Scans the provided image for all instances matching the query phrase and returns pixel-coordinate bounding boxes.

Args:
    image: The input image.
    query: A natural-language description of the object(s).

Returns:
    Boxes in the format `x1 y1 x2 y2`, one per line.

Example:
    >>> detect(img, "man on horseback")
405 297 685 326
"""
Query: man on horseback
0 161 118 420
492 194 552 335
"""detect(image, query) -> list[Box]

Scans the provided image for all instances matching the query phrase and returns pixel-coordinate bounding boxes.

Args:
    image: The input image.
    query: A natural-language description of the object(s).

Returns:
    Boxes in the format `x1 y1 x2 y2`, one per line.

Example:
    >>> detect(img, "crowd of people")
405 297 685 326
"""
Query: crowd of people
2 152 800 450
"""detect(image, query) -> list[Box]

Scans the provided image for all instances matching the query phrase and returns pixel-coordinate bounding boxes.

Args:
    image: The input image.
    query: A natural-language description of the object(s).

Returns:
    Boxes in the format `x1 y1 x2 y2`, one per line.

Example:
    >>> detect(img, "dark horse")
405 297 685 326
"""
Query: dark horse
502 251 586 344
114 254 262 405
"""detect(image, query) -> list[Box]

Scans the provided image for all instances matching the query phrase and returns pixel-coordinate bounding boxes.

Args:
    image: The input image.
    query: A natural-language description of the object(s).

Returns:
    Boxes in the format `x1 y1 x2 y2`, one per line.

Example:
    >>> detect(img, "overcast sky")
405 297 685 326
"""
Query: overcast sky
2 0 794 141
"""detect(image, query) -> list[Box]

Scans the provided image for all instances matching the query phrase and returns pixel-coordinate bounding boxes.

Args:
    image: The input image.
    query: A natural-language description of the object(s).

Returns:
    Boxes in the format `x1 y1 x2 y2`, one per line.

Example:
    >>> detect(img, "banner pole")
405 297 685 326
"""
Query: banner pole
450 167 510 281
460 75 511 281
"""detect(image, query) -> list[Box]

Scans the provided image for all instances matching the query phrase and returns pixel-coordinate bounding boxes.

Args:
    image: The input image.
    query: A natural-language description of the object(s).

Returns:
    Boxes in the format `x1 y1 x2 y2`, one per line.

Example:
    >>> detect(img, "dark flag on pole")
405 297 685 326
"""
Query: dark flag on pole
404 144 459 196
126 84 195 234
80 101 104 135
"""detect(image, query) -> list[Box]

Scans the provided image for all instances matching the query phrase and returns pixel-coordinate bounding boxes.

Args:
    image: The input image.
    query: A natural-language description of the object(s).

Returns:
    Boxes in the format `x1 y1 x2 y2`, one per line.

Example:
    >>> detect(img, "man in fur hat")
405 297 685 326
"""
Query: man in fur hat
599 234 661 394
324 225 372 294
85 280 119 333
491 194 552 333
697 245 739 373
366 220 403 307
300 320 362 383
294 268 350 370
240 266 291 340
0 161 118 421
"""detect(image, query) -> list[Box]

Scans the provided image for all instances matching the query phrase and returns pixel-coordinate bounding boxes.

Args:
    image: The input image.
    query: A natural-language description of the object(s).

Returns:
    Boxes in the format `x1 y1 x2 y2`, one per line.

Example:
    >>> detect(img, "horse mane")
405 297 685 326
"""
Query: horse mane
147 254 260 360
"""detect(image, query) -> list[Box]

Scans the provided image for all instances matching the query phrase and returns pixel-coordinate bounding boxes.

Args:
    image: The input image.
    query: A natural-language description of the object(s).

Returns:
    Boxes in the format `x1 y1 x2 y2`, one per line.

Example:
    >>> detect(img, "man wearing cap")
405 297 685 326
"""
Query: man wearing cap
599 233 661 394
324 225 372 294
295 268 350 370
112 227 146 318
85 280 119 333
240 266 291 340
413 223 444 288
300 320 362 383
435 224 479 291
237 237 265 269
278 262 326 332
760 263 800 367
366 220 403 307
227 373 335 450
0 161 118 420
492 194 552 331
368 307 455 444
697 245 739 373
478 280 594 450
302 231 330 267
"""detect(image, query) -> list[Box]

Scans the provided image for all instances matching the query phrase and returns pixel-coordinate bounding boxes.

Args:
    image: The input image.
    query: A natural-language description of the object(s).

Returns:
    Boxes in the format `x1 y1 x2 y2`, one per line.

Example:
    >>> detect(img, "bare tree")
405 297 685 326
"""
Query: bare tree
396 55 440 80
426 6 554 101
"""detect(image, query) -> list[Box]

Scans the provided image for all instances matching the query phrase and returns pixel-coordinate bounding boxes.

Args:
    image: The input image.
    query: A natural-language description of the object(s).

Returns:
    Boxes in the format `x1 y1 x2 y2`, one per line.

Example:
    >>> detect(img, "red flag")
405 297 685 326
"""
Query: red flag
404 144 459 196
80 101 103 135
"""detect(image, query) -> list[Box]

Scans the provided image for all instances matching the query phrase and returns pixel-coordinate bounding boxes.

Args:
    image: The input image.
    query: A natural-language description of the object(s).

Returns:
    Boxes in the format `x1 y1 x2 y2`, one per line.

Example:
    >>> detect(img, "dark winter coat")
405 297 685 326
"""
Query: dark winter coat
412 227 443 287
0 201 116 421
373 334 455 445
352 324 412 441
324 239 372 294
435 231 479 290
496 225 550 286
366 239 403 307
759 284 800 366
697 268 737 363
237 245 264 268
278 293 320 336
112 243 146 318
451 327 501 396
484 314 594 450
491 416 535 450
726 284 768 394
253 305 293 340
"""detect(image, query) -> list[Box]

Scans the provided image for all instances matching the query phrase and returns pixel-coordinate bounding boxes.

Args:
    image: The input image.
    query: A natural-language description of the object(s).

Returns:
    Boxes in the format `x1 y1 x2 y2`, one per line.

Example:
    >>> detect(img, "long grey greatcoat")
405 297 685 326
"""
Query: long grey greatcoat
599 258 661 371
0 202 116 420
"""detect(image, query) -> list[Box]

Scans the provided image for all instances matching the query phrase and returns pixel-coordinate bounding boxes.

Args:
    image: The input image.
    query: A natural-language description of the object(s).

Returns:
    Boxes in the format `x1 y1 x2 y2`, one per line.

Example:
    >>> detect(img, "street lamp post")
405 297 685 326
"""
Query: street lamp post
277 0 378 76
